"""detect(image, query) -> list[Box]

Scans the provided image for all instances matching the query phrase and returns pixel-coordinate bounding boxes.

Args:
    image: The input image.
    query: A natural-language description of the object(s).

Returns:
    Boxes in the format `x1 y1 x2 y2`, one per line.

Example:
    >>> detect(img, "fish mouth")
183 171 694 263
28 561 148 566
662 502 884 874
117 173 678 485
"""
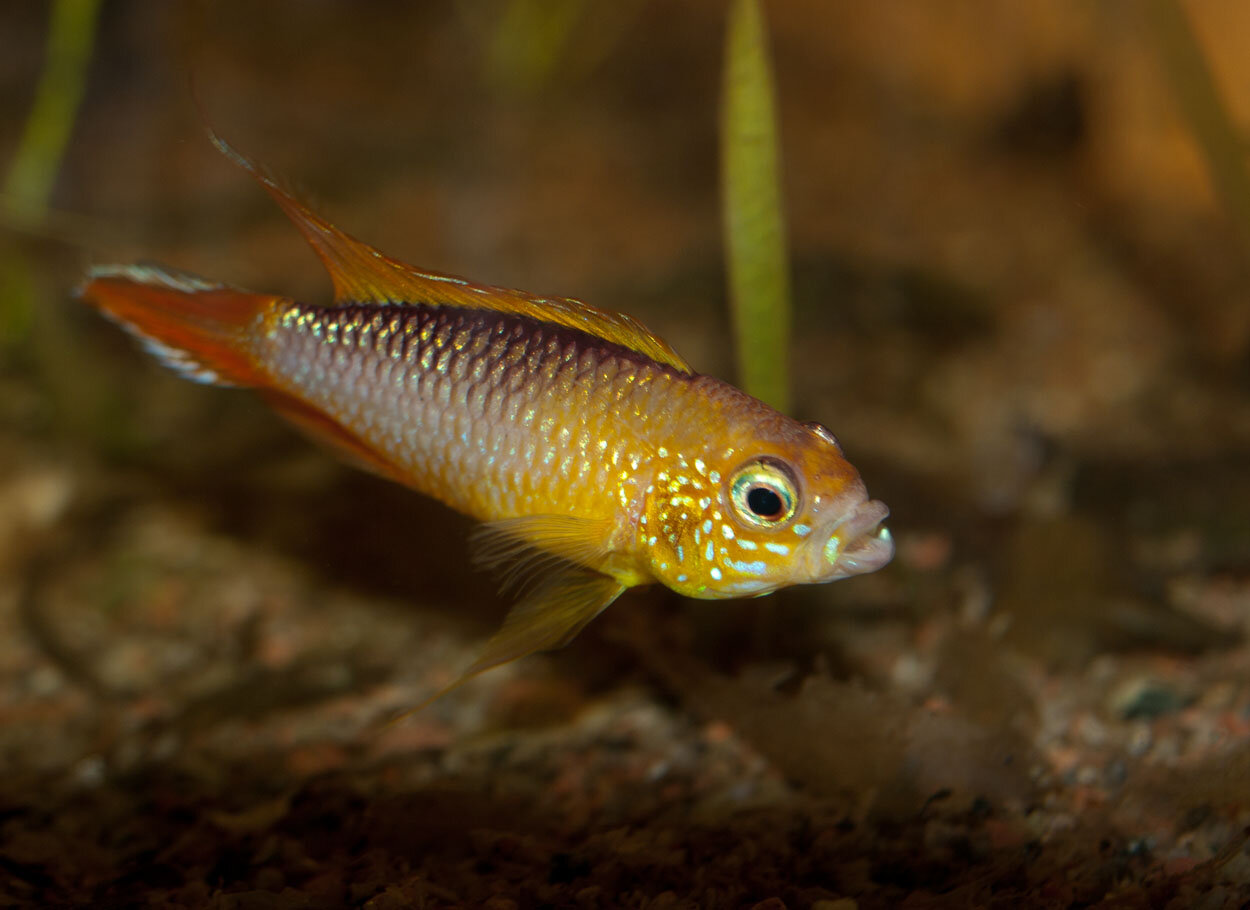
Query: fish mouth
821 499 894 579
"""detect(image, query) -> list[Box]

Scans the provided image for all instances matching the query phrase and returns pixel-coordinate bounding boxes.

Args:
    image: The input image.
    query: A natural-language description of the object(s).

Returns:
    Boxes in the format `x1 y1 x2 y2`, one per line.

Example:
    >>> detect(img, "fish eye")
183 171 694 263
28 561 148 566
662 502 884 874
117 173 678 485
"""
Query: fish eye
729 459 798 528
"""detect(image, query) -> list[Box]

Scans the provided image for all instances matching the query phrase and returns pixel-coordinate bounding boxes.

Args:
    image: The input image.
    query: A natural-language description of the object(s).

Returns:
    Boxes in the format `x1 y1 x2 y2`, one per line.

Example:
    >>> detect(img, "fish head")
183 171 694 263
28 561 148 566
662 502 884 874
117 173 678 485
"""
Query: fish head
642 419 893 599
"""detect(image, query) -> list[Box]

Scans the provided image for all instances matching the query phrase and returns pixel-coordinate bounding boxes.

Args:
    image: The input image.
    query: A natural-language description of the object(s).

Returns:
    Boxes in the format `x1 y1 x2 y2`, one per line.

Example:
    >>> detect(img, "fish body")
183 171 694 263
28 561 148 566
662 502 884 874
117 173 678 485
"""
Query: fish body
80 138 893 680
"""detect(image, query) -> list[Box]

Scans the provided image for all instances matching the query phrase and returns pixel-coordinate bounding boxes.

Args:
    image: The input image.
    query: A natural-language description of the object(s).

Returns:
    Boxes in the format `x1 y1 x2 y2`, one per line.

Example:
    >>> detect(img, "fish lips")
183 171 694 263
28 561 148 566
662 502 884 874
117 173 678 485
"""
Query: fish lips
818 498 894 580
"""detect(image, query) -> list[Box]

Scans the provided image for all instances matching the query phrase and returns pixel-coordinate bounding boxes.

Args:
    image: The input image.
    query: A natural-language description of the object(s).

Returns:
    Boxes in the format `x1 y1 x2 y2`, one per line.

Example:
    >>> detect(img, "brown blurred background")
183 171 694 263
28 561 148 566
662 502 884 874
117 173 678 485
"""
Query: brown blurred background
2 2 1249 907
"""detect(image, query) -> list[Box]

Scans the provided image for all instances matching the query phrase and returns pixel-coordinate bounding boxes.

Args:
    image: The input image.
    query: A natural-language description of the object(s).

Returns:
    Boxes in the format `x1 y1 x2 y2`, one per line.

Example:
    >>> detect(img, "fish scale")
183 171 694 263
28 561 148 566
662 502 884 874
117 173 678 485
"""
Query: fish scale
79 134 894 692
263 301 659 525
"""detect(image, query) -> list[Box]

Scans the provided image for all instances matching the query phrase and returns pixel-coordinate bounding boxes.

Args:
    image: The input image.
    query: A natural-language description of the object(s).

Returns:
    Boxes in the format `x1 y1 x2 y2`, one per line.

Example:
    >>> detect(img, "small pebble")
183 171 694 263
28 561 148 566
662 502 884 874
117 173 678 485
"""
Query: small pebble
1109 677 1191 720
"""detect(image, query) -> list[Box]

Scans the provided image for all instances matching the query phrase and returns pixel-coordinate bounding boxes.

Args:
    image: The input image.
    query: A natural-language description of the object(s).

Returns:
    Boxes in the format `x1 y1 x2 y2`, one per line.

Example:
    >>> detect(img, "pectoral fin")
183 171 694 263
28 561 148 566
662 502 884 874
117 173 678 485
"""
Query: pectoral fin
469 513 615 591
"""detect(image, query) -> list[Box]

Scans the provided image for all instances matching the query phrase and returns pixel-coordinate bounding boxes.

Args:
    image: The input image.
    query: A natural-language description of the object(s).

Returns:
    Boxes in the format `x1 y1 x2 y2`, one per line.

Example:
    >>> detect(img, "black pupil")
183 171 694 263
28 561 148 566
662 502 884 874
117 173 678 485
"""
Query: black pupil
746 486 784 518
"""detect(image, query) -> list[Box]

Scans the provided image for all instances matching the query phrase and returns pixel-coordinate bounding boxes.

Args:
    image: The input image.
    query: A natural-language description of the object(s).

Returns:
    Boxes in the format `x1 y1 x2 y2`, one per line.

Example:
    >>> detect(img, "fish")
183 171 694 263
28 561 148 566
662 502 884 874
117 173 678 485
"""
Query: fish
79 136 894 688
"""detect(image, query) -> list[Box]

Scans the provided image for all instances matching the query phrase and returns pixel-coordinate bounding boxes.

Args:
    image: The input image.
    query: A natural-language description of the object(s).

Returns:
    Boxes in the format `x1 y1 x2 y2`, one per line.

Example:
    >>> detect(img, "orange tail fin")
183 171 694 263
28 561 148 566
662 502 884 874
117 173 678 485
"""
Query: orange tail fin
79 264 273 387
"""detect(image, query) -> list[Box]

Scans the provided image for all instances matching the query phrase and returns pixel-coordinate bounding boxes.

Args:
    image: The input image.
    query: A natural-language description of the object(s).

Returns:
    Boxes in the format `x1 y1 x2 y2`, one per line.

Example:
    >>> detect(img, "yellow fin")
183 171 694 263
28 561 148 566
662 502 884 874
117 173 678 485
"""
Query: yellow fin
384 517 621 720
209 133 692 374
465 567 626 678
470 513 615 591
384 567 624 723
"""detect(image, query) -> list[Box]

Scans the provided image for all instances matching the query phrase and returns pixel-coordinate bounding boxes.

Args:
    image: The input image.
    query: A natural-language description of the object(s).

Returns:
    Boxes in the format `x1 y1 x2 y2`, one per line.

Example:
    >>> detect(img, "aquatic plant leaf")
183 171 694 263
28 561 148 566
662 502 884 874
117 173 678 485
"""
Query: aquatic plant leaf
720 0 791 412
2 0 102 350
3 0 103 214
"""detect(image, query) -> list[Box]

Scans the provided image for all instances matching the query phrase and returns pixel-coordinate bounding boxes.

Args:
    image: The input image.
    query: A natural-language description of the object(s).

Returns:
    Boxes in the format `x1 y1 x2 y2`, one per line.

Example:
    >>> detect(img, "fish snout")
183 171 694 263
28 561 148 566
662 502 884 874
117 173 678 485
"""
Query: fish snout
820 498 894 580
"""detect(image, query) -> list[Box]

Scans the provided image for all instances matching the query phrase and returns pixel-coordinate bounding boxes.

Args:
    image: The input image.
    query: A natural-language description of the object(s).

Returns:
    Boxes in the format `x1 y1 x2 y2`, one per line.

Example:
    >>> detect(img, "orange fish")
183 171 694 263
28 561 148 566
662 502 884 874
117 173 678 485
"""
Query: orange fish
80 137 893 684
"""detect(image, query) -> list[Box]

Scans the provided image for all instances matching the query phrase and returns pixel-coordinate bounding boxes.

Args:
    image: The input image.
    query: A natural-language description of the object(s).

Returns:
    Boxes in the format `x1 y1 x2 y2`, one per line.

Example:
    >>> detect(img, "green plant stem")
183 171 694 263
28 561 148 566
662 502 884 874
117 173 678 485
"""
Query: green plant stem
2 0 104 446
2 0 102 349
1145 0 1250 253
483 0 585 94
721 0 791 413
4 0 103 220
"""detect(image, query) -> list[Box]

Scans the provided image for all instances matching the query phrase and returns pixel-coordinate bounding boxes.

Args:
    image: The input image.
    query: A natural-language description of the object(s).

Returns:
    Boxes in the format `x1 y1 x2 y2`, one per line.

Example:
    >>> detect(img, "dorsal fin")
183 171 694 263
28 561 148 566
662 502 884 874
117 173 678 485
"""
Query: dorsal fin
209 134 692 374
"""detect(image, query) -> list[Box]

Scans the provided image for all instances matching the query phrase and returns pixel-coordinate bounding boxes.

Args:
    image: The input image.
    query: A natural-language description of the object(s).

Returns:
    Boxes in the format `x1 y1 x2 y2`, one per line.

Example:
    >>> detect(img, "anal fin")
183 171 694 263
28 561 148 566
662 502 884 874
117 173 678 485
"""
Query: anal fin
260 390 407 484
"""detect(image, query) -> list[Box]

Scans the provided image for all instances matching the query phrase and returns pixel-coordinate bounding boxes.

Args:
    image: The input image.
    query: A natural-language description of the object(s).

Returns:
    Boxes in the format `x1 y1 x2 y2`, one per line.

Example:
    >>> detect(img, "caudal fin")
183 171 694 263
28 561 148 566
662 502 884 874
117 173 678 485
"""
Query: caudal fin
79 264 273 387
